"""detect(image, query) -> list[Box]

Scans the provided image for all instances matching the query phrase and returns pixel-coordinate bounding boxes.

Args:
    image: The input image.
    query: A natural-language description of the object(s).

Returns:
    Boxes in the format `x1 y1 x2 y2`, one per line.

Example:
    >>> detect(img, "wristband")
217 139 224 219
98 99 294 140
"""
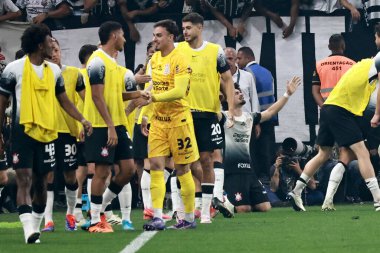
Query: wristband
283 92 290 98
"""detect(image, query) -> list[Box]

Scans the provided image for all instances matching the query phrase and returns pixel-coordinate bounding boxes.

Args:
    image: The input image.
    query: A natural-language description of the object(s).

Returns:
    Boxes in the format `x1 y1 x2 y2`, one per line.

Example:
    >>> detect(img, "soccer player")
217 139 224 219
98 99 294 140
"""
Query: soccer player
178 12 235 223
132 42 173 220
320 28 380 210
83 21 149 233
0 24 92 244
74 44 98 226
143 19 198 231
288 53 380 212
41 38 86 232
100 62 138 231
213 78 300 216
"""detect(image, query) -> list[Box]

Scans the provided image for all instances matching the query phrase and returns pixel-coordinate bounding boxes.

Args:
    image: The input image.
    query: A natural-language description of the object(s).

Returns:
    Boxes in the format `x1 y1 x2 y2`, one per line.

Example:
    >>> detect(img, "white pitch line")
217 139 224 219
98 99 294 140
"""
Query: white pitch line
120 231 158 253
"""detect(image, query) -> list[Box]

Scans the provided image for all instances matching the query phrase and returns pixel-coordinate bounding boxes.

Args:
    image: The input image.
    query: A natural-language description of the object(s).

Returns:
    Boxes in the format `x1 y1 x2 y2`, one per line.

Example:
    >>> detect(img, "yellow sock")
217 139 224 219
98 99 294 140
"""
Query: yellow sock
178 170 195 213
150 170 165 209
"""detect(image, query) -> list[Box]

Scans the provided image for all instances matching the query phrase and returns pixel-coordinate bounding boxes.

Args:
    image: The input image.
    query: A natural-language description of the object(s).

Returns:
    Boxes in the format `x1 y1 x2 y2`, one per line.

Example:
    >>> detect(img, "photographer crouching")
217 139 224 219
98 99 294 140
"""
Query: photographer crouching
267 138 324 206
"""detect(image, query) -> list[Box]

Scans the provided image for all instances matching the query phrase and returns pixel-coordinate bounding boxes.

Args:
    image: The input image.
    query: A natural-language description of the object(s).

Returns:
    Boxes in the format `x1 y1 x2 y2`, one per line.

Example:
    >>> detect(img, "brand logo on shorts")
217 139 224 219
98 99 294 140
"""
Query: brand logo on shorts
101 147 109 157
185 155 191 159
235 192 242 202
12 153 19 164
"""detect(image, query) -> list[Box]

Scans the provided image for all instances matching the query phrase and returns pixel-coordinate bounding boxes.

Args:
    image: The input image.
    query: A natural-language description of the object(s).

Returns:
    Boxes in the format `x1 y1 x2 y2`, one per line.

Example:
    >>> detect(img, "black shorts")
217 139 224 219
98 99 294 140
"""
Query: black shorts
224 172 269 207
362 107 380 148
133 123 148 160
11 126 56 175
192 112 224 152
54 133 78 172
77 142 86 167
317 105 366 147
85 125 133 164
0 159 7 171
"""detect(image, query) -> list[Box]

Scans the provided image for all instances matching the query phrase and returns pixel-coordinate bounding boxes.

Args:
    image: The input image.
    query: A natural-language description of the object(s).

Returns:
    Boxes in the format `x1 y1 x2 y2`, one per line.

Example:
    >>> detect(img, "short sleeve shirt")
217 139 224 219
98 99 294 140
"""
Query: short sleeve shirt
16 0 71 22
0 0 19 15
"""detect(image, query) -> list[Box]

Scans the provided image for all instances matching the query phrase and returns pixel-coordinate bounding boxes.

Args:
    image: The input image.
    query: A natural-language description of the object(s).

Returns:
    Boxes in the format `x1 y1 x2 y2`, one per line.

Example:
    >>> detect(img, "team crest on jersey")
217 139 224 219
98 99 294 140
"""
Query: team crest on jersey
13 153 19 164
235 192 242 202
101 147 109 157
163 64 170 75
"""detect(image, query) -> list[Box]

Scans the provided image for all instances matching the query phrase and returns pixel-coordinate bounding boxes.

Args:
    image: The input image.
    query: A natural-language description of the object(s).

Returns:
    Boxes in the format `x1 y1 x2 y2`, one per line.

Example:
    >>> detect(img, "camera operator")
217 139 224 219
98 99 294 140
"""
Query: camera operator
268 150 324 206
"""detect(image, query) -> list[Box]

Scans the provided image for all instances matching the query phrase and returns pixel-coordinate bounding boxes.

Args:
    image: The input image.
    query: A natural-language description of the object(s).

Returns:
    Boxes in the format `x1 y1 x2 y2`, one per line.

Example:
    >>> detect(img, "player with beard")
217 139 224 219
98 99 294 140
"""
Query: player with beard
177 12 235 223
214 77 300 215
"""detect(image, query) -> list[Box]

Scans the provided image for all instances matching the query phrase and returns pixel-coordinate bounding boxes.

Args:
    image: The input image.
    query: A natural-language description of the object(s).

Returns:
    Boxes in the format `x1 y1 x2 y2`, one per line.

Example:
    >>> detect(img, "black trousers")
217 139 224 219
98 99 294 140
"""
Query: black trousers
250 121 276 180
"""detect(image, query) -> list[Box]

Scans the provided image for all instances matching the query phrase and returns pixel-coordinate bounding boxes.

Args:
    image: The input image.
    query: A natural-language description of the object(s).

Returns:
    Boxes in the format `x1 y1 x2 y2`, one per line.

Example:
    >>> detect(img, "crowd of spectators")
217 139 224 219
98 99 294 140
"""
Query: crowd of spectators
1 0 379 40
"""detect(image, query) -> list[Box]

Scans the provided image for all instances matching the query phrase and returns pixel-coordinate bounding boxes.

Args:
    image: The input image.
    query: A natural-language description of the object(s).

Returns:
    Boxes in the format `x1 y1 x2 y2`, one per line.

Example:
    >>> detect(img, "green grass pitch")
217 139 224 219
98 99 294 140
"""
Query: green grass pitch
1 204 380 253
